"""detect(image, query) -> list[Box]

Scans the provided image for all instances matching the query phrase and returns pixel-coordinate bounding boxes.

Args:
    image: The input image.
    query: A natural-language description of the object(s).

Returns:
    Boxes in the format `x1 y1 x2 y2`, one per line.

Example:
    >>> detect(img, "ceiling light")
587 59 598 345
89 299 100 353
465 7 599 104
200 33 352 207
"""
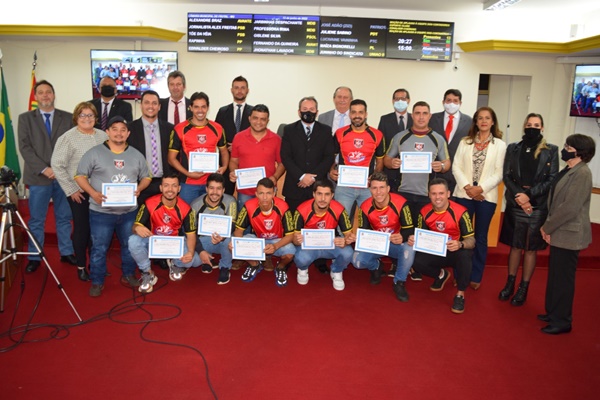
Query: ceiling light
483 0 522 11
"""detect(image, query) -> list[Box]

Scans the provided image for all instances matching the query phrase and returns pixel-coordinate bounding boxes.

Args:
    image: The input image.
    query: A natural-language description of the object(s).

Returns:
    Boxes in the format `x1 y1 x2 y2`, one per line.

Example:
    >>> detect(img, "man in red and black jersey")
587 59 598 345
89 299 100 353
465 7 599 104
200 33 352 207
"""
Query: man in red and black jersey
232 178 296 287
292 180 355 291
352 172 415 302
329 99 385 218
407 178 475 313
128 174 203 293
168 91 229 205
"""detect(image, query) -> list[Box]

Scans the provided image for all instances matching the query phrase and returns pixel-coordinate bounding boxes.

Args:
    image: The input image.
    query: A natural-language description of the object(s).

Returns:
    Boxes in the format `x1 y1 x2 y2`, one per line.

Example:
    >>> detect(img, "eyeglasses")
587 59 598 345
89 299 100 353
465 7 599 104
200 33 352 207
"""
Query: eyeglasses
394 97 408 102
79 113 95 119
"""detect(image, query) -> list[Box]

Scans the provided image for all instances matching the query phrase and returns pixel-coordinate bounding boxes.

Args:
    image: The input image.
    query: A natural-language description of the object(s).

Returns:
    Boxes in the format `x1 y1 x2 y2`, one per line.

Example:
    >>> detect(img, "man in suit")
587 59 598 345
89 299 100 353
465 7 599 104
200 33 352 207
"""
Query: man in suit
127 90 174 205
318 86 353 135
91 76 133 131
378 88 414 193
281 96 335 212
18 80 77 272
429 89 472 194
216 76 253 195
158 70 192 125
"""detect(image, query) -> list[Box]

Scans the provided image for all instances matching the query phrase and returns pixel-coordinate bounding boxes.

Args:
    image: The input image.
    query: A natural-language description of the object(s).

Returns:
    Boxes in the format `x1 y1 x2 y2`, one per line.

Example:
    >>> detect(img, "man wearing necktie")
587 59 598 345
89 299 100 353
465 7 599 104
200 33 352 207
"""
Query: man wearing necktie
90 77 133 130
158 70 192 125
18 80 77 273
318 86 353 135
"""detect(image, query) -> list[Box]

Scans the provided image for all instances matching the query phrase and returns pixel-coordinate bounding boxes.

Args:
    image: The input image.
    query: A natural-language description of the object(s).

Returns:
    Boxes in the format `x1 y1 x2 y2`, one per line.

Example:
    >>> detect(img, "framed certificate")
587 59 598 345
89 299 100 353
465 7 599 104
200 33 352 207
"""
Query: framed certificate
355 228 390 256
102 183 137 207
198 214 233 238
236 167 266 190
232 237 265 261
148 236 185 259
413 228 448 257
400 152 432 173
189 151 219 173
337 165 369 188
301 229 335 250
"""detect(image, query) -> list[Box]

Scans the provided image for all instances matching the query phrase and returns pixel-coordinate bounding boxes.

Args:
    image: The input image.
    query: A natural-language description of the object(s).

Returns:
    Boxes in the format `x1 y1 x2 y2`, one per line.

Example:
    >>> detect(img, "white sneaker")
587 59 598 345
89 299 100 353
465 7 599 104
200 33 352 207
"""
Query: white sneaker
297 269 309 285
331 272 345 291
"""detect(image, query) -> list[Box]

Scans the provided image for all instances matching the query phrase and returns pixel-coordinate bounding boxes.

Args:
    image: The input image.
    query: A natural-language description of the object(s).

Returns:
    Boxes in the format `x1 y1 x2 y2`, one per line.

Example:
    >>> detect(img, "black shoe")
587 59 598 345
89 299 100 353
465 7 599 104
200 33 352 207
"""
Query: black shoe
498 275 516 301
430 269 450 291
25 260 40 273
451 295 465 314
370 262 384 285
511 281 529 306
78 267 90 282
156 259 169 270
201 264 213 274
409 268 423 281
387 263 397 278
392 281 409 302
315 259 329 274
537 314 551 322
60 254 78 265
541 325 572 335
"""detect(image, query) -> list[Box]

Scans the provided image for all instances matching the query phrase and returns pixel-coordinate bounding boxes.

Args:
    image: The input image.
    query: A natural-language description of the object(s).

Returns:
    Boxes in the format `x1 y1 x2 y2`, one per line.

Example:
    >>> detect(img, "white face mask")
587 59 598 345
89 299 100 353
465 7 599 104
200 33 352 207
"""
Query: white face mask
393 100 408 113
444 102 460 115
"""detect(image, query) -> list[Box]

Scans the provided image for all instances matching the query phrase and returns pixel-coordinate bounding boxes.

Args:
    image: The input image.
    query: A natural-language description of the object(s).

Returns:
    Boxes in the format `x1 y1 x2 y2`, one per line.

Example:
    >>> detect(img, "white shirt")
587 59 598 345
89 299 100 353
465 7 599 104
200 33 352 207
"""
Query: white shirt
444 111 461 143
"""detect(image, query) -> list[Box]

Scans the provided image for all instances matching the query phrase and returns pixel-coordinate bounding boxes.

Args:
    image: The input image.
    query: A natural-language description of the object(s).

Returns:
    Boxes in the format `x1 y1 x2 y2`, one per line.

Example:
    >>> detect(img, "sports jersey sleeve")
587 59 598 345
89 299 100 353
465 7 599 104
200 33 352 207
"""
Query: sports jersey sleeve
357 207 372 230
375 135 385 158
235 205 250 231
458 211 475 240
182 208 197 234
416 212 425 230
399 203 415 241
386 133 401 158
75 147 96 179
437 135 450 161
169 129 182 153
282 210 295 235
293 210 305 232
338 209 353 234
134 204 151 229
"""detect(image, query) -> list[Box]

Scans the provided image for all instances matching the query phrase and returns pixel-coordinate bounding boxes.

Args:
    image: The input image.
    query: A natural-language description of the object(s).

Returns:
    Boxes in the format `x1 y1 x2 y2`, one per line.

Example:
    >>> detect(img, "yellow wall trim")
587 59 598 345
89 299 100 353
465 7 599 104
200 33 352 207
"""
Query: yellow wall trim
458 35 600 54
0 25 185 42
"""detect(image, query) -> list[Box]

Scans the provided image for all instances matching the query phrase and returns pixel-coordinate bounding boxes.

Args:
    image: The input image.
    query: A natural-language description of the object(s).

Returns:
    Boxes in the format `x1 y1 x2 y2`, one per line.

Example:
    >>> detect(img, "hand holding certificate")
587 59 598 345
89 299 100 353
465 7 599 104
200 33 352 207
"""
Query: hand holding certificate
189 151 219 173
102 183 137 207
337 165 369 188
232 237 265 261
413 228 448 257
301 229 335 250
236 167 266 190
400 152 432 173
355 228 390 256
148 236 185 259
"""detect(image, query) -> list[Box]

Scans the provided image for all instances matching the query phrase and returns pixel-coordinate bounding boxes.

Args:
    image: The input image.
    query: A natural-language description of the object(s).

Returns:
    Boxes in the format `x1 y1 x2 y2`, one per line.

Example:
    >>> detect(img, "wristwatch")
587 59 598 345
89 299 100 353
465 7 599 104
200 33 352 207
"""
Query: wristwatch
440 162 445 172
459 241 464 249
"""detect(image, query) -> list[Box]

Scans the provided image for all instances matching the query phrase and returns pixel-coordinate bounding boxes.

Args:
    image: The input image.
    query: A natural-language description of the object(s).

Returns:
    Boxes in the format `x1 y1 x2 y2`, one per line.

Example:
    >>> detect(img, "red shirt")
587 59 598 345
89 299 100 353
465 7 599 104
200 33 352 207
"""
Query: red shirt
294 199 352 233
358 193 413 237
418 200 474 241
134 194 196 236
236 196 294 239
334 125 384 175
230 128 282 196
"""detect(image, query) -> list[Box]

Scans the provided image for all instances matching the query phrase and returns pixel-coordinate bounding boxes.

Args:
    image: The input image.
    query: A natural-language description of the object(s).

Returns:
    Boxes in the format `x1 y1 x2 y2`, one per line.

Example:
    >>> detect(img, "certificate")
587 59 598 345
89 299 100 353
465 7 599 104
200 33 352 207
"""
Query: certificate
400 152 432 173
355 228 390 256
301 229 335 250
102 183 137 207
232 237 265 261
413 228 448 257
148 236 185 259
337 165 369 188
198 214 232 238
236 167 266 190
189 151 219 173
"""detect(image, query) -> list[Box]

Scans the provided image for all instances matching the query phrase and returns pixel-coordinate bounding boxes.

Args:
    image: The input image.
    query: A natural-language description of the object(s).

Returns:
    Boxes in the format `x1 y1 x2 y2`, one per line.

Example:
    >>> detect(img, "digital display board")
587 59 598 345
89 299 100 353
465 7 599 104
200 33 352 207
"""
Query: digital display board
188 13 253 53
386 20 453 61
251 14 320 55
318 17 387 58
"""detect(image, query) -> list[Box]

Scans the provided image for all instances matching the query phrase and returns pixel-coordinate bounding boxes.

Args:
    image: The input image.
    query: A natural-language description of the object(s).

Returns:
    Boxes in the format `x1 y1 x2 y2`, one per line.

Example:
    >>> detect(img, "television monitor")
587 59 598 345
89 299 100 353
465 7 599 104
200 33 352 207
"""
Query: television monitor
90 50 178 100
570 64 600 118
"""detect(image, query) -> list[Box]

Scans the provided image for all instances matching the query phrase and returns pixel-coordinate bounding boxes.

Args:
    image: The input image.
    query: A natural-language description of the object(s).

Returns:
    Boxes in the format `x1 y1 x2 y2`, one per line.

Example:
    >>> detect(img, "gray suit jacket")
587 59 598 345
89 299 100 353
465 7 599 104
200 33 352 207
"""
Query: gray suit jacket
318 110 335 133
18 109 74 186
542 162 593 250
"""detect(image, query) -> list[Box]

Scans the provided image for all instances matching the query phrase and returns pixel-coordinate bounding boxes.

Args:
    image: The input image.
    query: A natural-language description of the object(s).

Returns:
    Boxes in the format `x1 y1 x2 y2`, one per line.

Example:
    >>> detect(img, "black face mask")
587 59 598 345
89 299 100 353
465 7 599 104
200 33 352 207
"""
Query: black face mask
300 111 317 124
561 148 577 162
100 85 116 97
522 127 542 146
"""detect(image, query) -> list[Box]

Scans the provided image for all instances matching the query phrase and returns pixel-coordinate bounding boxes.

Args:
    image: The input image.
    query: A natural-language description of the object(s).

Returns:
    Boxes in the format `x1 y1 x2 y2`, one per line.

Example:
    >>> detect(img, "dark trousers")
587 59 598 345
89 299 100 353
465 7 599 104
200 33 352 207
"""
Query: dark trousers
398 192 430 225
545 246 579 328
67 194 92 269
412 248 473 291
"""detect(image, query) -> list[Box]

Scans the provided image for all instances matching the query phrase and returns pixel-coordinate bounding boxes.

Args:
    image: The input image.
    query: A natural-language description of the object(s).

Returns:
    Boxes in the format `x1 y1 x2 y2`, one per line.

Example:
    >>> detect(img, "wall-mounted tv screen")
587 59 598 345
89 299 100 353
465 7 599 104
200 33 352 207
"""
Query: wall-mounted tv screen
90 50 178 100
570 65 600 118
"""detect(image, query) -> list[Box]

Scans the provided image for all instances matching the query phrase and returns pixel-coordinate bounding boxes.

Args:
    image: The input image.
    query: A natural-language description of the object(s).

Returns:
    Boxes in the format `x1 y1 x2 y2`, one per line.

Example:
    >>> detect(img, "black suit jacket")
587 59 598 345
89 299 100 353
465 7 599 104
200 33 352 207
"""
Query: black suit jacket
91 97 133 129
158 97 192 124
280 120 335 202
127 118 174 177
215 103 253 144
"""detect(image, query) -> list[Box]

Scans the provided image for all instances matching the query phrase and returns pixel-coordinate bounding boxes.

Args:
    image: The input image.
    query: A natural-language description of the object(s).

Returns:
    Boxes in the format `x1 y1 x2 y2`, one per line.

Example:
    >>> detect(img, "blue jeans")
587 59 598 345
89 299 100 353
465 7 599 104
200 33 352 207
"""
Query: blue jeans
198 236 232 269
179 183 206 206
455 197 497 283
294 246 353 273
27 181 74 260
128 234 201 272
353 242 415 283
89 210 137 285
334 186 372 218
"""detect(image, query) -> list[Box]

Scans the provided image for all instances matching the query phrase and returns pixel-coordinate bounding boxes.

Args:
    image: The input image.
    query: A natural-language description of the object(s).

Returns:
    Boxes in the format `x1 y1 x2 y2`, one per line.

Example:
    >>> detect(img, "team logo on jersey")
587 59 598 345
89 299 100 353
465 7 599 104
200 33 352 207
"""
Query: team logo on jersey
316 221 327 229
162 213 171 224
379 215 389 225
111 174 129 183
264 219 274 230
155 226 174 236
414 142 425 151
353 138 364 148
114 160 125 169
347 151 366 163
197 134 207 144
435 221 446 231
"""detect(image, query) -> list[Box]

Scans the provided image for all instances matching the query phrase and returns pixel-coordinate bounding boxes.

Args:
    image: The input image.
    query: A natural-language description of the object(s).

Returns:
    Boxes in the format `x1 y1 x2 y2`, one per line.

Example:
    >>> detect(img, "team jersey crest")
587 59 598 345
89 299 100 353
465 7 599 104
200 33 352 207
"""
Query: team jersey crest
354 138 364 148
378 215 389 225
316 221 327 229
162 213 171 223
197 134 207 144
264 219 274 230
436 221 446 231
414 142 425 151
114 160 125 169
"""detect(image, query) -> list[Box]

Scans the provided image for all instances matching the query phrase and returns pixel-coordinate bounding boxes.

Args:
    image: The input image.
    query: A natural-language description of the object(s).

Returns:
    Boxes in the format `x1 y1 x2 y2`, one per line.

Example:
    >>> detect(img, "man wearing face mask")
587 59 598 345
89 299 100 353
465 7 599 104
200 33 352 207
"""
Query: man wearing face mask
378 88 414 193
281 96 335 212
90 77 133 131
429 89 472 194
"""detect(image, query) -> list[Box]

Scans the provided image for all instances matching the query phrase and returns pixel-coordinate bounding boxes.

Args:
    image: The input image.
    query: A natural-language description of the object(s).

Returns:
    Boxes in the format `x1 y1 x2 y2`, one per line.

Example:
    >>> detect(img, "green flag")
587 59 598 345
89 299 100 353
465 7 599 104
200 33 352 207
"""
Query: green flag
0 66 21 181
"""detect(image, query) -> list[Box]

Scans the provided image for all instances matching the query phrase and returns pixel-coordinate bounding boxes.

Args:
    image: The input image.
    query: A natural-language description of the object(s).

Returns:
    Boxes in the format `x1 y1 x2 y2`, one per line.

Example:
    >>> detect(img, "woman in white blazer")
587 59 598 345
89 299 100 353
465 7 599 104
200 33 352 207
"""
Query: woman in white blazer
452 107 506 289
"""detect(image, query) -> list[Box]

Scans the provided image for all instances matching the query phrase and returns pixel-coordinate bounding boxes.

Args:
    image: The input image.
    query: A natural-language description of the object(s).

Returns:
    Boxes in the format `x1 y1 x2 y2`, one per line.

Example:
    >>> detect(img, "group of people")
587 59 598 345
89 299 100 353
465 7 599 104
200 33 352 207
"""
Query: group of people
17 72 595 333
93 62 176 96
573 78 600 114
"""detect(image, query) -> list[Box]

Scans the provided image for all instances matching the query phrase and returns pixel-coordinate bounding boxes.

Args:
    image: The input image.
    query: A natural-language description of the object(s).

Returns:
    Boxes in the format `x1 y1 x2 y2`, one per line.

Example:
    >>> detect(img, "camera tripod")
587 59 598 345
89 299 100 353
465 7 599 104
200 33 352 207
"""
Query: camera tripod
0 184 82 321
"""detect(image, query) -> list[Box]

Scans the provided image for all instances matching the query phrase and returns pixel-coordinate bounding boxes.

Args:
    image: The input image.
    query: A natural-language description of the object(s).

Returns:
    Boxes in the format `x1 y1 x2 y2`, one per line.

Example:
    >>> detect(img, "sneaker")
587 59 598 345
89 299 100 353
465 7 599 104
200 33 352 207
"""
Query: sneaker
393 281 409 302
275 268 288 287
370 261 384 285
451 295 465 314
121 275 141 288
263 256 275 271
410 268 423 281
201 263 213 274
169 264 187 281
387 263 397 278
297 269 309 285
231 260 247 271
241 263 263 282
217 268 230 285
139 271 158 293
89 284 104 297
430 269 451 292
331 272 345 291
